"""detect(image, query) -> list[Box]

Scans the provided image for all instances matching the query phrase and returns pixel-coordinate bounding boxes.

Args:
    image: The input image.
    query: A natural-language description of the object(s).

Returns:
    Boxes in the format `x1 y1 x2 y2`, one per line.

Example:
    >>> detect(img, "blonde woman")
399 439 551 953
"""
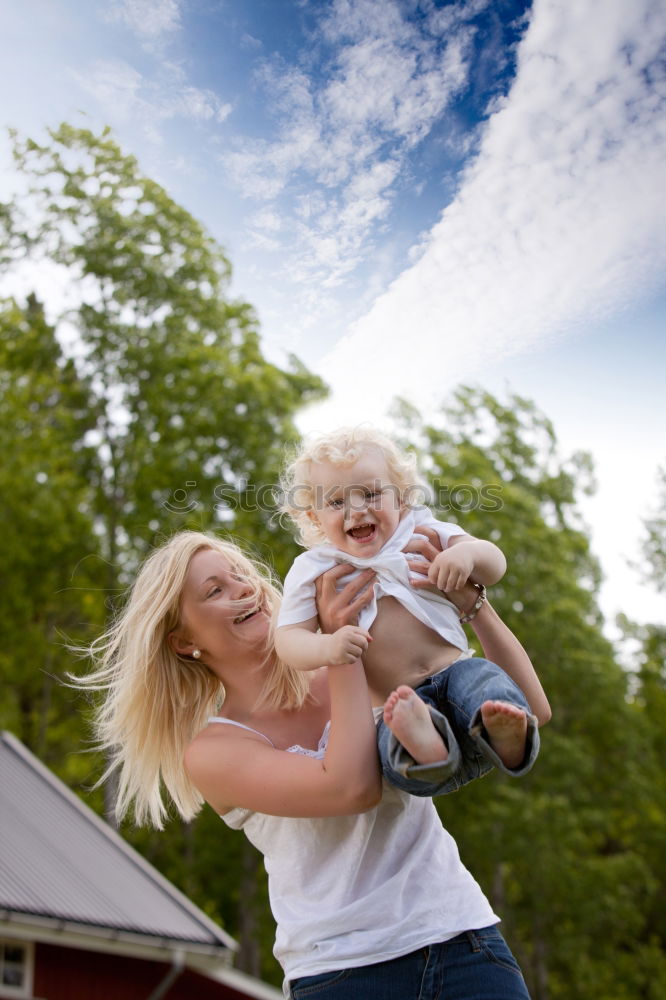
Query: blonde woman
84 529 534 1000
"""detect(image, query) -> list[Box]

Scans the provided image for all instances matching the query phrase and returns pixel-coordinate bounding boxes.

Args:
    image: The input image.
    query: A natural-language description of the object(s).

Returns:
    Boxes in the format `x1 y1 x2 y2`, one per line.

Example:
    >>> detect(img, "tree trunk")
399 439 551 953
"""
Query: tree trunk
235 838 263 978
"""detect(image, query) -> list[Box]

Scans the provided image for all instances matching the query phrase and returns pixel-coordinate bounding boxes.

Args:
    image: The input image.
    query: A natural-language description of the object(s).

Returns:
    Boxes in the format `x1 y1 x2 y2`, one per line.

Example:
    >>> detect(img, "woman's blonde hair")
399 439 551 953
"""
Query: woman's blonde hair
280 425 430 547
78 531 309 829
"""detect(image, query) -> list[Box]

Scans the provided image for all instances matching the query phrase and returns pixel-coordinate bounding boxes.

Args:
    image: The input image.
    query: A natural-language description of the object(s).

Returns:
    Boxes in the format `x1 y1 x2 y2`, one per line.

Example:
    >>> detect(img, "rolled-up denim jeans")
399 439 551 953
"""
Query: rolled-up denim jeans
376 657 540 797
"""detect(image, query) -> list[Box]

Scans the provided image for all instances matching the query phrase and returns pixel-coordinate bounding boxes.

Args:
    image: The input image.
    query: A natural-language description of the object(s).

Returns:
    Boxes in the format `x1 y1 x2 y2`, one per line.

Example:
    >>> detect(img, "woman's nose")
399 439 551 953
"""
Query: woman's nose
232 575 252 597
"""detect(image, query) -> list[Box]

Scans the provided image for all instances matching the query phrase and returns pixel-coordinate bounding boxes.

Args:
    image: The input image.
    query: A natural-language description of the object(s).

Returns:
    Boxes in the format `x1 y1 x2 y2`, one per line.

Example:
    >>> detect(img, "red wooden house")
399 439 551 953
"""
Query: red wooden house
0 731 280 1000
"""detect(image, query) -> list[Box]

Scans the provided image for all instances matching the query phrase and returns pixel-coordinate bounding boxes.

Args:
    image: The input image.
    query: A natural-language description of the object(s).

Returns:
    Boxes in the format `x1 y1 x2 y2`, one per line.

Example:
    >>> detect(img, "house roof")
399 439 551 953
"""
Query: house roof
0 731 237 954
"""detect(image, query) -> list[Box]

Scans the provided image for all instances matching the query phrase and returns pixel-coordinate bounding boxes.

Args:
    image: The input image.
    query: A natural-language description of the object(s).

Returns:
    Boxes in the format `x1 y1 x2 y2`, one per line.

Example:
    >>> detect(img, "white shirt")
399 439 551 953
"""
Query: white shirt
278 507 468 651
214 718 498 990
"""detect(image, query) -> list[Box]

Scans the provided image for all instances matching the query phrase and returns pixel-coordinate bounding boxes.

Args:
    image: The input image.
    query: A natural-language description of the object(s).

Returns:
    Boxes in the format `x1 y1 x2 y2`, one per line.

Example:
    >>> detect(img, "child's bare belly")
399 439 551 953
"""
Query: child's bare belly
363 596 462 706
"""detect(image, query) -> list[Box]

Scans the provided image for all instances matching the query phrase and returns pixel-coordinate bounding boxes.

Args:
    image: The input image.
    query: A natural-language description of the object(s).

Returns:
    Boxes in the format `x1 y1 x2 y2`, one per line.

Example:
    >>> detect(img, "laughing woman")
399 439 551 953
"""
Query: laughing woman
82 530 535 1000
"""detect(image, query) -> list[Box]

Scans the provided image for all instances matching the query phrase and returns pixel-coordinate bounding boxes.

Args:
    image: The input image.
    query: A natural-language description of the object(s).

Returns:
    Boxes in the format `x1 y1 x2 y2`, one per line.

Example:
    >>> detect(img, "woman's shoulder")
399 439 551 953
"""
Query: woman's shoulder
184 719 226 768
185 717 262 772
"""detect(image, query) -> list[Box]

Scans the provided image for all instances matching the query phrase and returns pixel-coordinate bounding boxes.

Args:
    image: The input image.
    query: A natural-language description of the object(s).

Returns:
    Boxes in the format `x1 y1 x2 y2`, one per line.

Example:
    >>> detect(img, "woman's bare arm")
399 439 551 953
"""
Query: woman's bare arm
461 598 551 723
186 659 380 817
276 618 372 669
186 565 381 818
406 526 551 725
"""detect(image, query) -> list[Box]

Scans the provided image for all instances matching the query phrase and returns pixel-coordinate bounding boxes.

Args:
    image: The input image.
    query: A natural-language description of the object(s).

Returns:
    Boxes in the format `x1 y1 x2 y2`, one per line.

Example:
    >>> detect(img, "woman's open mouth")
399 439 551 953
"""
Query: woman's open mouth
234 607 262 624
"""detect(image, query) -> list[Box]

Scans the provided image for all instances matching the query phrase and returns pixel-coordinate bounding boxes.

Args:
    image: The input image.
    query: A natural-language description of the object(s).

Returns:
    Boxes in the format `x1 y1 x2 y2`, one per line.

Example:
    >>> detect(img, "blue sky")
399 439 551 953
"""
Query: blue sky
1 0 665 635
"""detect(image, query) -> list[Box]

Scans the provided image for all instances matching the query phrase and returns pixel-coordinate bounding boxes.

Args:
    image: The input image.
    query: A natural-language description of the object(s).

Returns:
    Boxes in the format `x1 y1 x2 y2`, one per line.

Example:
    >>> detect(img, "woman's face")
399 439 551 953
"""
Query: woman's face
174 548 270 665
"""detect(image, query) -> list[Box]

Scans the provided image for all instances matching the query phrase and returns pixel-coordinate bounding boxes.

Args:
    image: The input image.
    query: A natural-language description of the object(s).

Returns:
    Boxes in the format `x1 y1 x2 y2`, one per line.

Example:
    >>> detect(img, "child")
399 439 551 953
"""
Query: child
276 426 547 796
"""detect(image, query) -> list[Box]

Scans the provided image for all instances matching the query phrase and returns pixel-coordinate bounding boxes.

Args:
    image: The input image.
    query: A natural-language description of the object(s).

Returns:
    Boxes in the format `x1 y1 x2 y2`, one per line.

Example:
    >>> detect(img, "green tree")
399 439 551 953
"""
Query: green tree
0 295 105 787
641 464 666 591
3 123 326 587
615 465 666 999
394 388 664 999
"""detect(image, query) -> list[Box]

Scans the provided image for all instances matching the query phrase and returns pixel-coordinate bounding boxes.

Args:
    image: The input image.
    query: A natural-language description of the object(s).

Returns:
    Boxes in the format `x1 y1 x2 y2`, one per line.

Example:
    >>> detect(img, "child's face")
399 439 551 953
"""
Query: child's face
307 448 403 557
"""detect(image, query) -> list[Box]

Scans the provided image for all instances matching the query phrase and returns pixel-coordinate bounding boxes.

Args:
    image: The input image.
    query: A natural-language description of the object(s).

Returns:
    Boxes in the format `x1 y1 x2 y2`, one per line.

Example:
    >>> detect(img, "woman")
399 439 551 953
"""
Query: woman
84 527 545 999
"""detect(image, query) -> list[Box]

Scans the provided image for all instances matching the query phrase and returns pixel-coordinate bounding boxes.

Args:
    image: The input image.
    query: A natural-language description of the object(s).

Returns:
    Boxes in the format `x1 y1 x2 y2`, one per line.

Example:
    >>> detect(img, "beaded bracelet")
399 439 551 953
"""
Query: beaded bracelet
459 583 487 623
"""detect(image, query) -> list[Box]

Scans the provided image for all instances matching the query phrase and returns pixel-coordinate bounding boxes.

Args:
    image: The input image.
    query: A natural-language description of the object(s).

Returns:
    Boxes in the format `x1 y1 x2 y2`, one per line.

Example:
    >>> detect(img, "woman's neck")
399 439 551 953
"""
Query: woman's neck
208 655 273 721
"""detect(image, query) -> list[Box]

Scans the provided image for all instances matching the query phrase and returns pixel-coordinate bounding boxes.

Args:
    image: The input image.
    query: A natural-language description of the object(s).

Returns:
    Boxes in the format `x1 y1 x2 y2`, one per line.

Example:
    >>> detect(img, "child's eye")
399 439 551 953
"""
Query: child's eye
366 490 381 501
328 498 344 509
207 586 222 598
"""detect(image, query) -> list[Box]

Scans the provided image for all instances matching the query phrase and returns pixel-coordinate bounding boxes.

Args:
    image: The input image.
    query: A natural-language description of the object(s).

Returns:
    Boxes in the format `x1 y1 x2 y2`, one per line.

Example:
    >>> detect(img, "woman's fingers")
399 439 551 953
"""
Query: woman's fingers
315 564 374 598
403 525 442 594
315 565 376 631
406 559 432 589
406 557 429 576
403 525 442 562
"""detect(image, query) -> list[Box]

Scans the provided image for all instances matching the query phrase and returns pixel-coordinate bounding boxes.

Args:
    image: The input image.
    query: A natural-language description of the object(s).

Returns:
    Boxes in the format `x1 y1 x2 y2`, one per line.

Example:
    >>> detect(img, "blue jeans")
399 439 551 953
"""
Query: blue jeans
288 926 531 999
376 657 540 796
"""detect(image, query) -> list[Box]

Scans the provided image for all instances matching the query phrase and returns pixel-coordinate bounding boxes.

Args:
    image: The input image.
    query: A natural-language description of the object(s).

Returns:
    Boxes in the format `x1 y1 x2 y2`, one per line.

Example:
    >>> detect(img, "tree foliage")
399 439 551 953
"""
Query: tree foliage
0 295 104 783
641 464 666 592
4 123 326 587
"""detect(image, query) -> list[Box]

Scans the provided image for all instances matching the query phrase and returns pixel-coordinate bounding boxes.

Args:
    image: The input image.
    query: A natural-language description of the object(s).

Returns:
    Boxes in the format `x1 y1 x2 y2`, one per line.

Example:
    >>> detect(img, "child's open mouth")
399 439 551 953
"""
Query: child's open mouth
347 523 376 542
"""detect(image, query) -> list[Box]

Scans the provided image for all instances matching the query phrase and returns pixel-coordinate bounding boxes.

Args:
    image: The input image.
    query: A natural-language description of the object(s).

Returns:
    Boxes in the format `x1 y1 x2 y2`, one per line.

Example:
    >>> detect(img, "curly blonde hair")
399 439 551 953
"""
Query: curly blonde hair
77 531 308 829
280 425 430 547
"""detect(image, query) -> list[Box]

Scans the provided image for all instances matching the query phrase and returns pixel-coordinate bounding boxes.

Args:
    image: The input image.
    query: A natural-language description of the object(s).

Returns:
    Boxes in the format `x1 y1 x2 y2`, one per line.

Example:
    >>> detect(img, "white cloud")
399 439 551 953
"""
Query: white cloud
249 209 283 233
220 0 480 290
70 58 233 137
104 0 182 38
314 0 666 417
173 85 232 123
70 60 143 122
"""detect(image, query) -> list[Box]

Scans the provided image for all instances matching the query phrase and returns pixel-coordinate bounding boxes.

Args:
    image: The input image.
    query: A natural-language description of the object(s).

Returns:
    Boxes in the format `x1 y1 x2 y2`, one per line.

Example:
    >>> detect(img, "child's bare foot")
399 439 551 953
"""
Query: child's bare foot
481 701 528 769
383 686 448 765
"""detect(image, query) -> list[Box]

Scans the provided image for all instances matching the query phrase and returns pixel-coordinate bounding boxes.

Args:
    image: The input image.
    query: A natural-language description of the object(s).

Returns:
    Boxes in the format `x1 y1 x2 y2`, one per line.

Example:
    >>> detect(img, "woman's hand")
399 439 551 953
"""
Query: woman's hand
405 524 479 611
315 564 376 634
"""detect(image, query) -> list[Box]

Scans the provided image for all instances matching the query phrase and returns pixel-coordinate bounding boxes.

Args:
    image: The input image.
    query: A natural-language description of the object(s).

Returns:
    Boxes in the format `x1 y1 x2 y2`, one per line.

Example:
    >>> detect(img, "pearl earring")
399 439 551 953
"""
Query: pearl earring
192 648 201 659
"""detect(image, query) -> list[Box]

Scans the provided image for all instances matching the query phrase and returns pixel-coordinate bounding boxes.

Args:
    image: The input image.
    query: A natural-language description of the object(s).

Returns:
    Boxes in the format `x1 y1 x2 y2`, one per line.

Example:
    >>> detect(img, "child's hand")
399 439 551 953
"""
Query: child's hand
326 625 372 664
428 545 475 592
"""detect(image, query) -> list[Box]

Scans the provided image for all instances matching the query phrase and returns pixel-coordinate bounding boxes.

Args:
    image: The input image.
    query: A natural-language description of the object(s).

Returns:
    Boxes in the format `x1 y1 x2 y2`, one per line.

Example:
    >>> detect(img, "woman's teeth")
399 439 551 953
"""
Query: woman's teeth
234 609 258 624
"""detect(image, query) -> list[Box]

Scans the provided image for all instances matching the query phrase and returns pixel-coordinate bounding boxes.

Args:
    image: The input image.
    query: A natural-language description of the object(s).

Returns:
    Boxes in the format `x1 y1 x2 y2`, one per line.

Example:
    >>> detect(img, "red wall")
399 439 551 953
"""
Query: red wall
33 942 260 1000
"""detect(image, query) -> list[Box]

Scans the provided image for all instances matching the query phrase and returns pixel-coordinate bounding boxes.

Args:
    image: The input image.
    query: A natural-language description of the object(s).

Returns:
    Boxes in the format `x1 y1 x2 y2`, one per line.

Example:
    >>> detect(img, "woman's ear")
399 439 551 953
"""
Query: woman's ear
168 630 194 658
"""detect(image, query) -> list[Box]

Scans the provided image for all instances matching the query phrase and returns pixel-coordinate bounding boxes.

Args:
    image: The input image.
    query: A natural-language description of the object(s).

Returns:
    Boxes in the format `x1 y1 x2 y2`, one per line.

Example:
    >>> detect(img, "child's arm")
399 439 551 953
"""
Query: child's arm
275 618 372 671
427 533 507 591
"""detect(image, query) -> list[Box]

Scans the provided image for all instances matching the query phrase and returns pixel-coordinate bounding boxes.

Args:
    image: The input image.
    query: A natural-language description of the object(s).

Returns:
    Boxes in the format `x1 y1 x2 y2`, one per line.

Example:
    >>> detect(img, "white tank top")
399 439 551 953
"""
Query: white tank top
210 717 498 988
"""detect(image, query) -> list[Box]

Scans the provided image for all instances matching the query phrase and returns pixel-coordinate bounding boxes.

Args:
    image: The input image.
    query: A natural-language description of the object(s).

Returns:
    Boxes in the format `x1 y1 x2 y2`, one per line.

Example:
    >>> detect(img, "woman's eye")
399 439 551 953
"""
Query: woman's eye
328 498 344 509
207 586 222 598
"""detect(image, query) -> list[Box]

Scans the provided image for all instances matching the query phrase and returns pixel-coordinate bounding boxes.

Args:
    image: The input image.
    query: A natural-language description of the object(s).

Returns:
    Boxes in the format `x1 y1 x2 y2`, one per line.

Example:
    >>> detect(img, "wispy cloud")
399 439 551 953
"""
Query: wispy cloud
104 0 182 38
70 58 232 140
221 0 483 286
92 1 234 140
313 0 666 419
